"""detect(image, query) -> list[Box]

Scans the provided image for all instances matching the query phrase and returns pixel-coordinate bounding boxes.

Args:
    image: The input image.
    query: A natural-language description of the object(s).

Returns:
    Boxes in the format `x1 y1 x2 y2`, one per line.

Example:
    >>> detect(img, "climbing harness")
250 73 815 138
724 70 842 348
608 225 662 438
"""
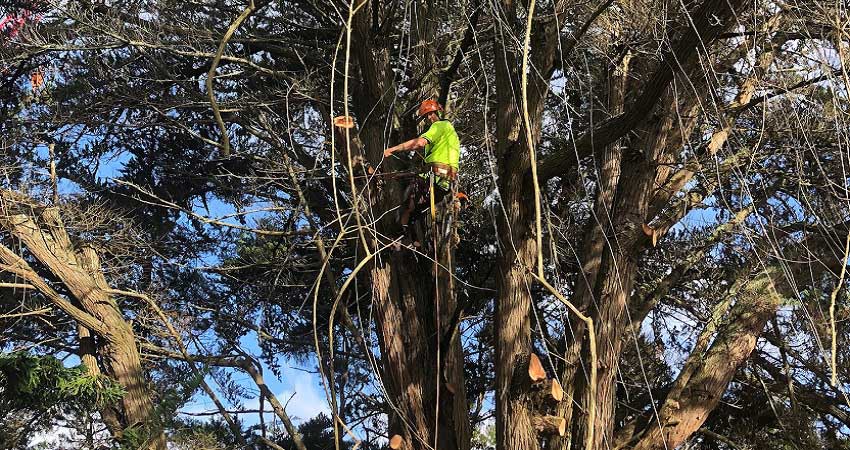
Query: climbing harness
430 162 457 181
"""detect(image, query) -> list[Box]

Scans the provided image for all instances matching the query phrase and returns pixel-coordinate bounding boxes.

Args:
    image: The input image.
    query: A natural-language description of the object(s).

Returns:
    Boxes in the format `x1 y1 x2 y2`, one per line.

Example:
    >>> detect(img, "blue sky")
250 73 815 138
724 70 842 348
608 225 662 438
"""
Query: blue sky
28 130 731 436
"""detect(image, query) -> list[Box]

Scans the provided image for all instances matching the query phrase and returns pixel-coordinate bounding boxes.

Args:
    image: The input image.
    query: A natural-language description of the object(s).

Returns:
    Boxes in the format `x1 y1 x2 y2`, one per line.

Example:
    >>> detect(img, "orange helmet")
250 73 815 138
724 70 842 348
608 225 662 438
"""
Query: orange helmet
417 99 443 117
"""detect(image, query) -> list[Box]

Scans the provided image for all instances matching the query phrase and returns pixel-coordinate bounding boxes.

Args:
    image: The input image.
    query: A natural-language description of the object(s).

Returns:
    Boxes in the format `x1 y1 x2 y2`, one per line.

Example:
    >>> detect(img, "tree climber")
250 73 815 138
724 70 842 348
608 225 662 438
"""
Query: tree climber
383 99 460 246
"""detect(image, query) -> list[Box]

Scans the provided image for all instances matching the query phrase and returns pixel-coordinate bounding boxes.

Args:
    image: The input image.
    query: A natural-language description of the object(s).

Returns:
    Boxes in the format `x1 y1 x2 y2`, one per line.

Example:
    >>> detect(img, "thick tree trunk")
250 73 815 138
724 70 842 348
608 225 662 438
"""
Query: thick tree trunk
494 221 539 450
561 1 751 445
491 31 542 445
341 73 471 450
76 246 160 440
556 49 631 450
344 5 472 448
372 250 470 450
489 0 560 446
568 92 678 449
77 324 124 436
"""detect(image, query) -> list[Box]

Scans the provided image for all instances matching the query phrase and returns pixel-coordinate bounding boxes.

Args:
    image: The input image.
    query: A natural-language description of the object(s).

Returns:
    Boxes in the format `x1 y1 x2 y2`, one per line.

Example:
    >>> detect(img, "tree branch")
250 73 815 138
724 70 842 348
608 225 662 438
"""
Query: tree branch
207 0 263 157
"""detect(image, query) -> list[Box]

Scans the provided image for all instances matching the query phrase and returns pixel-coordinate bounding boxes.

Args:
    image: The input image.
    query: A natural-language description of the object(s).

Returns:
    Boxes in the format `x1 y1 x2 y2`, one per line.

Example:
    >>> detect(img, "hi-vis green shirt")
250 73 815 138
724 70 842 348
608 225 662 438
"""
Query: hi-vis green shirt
420 120 460 170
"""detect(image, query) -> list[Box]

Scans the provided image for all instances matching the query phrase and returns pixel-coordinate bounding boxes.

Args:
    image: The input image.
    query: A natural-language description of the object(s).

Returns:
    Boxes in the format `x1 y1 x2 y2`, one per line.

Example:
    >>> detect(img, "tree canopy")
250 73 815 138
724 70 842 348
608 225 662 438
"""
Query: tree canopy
1 0 849 449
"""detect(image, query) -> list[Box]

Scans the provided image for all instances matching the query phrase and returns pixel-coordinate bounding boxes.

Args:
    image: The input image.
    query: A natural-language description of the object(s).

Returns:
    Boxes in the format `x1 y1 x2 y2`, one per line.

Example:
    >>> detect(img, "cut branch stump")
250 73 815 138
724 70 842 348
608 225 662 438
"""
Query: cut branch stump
532 415 567 436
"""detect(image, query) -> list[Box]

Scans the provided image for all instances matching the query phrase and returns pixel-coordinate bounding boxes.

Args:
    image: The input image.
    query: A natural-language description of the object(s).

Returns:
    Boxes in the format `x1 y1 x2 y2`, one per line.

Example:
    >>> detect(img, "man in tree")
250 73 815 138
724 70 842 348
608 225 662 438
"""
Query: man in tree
383 99 460 245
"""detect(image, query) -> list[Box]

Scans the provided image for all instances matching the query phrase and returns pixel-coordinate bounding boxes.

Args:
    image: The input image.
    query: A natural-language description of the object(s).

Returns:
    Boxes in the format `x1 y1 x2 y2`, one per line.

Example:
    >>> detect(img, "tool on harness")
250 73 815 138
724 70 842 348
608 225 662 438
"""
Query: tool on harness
430 162 457 180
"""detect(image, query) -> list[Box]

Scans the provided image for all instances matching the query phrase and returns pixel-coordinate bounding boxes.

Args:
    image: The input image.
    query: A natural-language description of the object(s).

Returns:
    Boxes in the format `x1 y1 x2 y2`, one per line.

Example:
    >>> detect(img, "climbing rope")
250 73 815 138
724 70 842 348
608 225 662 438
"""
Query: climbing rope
429 171 441 450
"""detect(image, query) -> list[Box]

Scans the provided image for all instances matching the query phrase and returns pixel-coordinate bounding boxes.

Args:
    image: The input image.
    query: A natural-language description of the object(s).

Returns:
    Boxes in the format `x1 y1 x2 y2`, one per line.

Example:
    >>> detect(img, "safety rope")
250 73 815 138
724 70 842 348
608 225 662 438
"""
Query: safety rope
429 171 441 450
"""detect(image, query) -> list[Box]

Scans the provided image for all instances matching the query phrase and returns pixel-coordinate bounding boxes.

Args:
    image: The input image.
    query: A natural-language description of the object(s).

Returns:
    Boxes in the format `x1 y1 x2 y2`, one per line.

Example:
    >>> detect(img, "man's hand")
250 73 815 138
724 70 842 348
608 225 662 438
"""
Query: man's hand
383 147 395 158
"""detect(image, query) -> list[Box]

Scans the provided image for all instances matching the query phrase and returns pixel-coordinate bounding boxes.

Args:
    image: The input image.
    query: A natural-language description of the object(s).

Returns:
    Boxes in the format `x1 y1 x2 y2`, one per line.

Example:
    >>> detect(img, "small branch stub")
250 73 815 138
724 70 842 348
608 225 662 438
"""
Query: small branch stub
389 434 403 449
531 378 565 406
543 378 564 402
531 378 564 411
642 223 661 247
528 353 547 382
532 415 567 436
333 115 355 129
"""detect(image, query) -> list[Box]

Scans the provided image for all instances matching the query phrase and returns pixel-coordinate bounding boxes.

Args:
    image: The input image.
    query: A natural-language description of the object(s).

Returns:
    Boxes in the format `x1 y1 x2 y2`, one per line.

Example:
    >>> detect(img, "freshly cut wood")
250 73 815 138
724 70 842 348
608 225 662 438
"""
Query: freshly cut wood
642 223 661 247
528 353 547 382
389 434 403 449
333 115 355 129
532 415 567 436
531 378 565 405
544 378 564 402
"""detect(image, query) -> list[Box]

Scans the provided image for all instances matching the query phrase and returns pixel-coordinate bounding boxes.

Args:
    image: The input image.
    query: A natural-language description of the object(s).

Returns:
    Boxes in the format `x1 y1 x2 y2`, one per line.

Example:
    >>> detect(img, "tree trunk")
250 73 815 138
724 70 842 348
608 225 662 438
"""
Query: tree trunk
630 268 784 449
569 91 679 449
556 48 631 450
491 28 542 442
372 250 470 450
340 80 471 450
494 219 539 450
489 0 561 445
343 6 472 448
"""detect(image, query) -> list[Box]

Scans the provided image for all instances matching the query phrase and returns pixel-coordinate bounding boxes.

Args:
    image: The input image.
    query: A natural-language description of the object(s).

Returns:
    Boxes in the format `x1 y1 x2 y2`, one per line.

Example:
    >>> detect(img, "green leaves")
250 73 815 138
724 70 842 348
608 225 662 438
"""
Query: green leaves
0 352 124 413
0 353 126 447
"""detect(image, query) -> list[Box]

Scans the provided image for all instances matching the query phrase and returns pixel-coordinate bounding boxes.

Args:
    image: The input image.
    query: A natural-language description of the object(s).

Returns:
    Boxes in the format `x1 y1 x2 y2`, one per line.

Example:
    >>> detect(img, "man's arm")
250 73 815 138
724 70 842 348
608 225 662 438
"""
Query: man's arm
384 137 428 157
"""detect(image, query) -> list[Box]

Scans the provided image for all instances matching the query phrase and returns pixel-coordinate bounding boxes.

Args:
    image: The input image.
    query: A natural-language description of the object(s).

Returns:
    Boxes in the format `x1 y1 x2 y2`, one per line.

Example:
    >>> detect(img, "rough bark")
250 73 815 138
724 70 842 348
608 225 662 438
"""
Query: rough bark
555 46 631 450
630 268 784 450
552 1 752 447
0 193 165 449
77 323 123 437
490 0 582 446
492 26 543 449
494 233 539 450
567 90 677 449
371 248 470 450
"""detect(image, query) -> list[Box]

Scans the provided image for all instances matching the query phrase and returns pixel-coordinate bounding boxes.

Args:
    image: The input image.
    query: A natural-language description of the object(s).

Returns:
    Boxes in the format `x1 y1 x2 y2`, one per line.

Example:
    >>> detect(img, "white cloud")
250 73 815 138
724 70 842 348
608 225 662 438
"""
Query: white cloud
179 364 331 428
274 367 331 422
